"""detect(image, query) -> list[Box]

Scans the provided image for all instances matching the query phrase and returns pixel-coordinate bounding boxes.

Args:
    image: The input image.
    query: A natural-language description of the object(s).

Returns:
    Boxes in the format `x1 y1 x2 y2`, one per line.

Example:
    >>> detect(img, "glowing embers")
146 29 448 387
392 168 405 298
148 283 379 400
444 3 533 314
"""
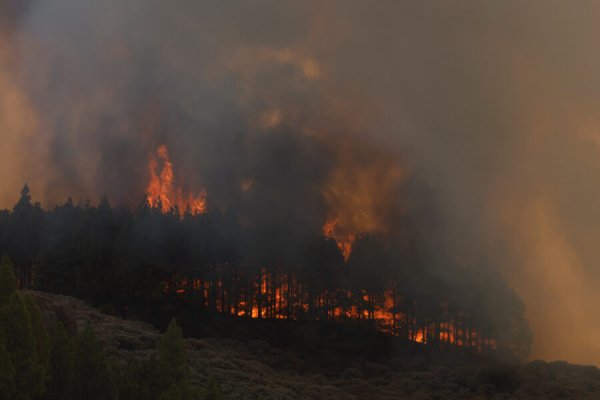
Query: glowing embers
146 145 207 216
164 273 497 352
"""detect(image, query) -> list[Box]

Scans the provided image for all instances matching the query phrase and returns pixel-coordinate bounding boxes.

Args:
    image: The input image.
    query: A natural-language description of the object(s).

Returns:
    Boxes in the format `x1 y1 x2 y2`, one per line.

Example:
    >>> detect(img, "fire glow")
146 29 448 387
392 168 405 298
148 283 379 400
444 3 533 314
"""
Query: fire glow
146 145 207 216
166 271 496 352
323 217 356 261
149 147 497 353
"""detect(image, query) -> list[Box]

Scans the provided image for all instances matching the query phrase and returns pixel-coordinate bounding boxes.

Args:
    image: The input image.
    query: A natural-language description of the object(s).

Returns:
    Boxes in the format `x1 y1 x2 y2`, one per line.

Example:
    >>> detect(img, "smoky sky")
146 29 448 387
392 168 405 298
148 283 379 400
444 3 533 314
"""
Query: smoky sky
2 0 600 364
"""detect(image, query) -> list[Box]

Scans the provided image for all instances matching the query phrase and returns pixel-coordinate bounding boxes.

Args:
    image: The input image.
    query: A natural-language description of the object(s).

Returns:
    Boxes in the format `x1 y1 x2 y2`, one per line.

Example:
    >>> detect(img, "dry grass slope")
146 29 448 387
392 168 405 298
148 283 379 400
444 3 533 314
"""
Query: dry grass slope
25 290 600 400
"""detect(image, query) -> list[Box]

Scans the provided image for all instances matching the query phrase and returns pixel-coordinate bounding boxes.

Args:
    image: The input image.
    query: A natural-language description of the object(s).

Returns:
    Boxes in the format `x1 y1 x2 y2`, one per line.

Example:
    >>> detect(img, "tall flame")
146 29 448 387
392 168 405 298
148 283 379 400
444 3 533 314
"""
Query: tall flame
322 145 405 262
323 217 355 261
146 145 207 216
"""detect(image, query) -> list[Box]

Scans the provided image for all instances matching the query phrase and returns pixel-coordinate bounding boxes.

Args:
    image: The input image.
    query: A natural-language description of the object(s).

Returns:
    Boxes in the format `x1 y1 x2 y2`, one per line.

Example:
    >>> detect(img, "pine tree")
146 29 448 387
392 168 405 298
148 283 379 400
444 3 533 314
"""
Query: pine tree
70 324 116 400
118 319 194 400
118 356 164 400
0 292 42 400
14 184 32 212
158 319 188 386
154 319 194 400
0 339 15 400
0 259 49 399
45 322 74 400
0 256 16 306
23 295 50 381
9 184 43 288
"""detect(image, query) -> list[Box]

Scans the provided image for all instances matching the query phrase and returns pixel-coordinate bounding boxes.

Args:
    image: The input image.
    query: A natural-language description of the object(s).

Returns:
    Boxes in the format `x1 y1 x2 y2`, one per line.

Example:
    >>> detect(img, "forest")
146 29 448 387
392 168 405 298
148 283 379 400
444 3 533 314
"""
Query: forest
0 256 225 400
0 184 531 360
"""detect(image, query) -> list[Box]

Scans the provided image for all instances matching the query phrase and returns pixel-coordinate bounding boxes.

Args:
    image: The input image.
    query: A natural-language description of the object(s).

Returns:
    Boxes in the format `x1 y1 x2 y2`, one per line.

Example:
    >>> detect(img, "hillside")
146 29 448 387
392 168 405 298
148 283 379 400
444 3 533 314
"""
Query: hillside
26 290 600 400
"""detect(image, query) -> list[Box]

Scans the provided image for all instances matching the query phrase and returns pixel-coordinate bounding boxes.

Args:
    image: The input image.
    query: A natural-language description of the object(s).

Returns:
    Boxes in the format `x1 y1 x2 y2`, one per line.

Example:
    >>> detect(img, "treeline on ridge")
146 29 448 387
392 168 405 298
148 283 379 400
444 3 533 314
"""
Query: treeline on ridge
0 185 532 358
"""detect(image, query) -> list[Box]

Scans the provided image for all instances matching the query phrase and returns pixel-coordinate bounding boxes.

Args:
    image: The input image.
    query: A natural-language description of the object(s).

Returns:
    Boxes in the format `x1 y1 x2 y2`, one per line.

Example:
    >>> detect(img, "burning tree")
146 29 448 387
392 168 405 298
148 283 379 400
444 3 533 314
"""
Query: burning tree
0 182 532 359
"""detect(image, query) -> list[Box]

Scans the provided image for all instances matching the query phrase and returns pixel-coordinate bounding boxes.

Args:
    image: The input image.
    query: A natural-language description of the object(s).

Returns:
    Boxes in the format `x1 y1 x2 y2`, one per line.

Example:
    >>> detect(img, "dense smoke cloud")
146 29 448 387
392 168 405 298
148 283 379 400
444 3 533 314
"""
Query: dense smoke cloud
1 0 599 364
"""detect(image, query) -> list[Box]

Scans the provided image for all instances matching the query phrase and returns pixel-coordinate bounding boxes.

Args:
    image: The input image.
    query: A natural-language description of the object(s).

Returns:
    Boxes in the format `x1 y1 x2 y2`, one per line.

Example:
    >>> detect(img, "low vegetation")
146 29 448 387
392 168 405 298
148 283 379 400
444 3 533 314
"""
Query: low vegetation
1 255 597 399
0 256 222 400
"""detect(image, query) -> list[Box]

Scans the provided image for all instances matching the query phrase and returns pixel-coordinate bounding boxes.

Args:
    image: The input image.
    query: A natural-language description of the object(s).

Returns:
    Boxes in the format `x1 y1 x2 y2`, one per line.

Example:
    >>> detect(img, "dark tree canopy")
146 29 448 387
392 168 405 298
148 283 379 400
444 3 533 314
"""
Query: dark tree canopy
0 187 532 359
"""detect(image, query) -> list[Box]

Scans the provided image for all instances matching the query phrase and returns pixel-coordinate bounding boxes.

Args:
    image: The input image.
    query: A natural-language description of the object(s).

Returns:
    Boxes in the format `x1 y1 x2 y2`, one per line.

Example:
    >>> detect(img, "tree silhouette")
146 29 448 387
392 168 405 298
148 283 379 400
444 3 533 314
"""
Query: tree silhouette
0 184 532 359
45 322 74 400
158 319 189 390
69 325 117 400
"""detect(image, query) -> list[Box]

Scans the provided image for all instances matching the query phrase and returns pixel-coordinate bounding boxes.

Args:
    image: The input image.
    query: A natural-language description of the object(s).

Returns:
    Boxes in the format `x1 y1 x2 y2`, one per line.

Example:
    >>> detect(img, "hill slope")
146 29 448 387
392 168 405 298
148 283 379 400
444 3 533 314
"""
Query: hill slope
27 290 600 400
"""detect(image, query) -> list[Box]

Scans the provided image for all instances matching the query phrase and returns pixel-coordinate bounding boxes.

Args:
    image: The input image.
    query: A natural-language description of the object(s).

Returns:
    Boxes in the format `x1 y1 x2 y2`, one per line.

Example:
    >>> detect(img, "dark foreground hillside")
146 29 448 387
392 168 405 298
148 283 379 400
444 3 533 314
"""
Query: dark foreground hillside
28 290 600 400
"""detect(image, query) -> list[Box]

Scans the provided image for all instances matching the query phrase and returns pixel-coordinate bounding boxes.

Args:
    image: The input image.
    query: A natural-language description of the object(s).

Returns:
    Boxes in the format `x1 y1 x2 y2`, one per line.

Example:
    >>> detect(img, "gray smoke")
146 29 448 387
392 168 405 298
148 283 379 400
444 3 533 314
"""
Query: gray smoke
1 0 599 364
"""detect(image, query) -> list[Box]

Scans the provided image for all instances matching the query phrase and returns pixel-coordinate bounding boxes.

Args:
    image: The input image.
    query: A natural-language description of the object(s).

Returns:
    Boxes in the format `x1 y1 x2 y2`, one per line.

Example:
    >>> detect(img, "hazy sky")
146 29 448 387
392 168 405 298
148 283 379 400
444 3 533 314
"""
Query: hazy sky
2 1 600 364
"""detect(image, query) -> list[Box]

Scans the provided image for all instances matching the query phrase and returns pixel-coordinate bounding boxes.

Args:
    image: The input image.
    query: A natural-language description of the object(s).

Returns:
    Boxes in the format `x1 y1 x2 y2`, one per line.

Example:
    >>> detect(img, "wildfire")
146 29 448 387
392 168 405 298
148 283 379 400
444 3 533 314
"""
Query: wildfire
323 217 355 261
146 145 207 216
321 143 406 262
165 272 497 352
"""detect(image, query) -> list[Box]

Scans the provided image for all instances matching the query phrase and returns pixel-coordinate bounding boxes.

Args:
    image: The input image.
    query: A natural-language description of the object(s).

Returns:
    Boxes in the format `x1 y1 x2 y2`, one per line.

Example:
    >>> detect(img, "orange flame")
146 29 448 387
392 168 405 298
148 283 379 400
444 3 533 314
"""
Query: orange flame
323 217 355 261
321 143 406 262
165 273 495 351
146 145 207 216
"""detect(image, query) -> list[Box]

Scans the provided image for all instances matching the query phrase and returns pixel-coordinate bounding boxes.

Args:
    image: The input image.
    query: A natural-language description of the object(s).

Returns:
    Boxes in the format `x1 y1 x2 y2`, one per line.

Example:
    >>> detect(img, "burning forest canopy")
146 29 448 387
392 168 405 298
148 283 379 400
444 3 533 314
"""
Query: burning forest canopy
0 183 531 359
1 0 600 366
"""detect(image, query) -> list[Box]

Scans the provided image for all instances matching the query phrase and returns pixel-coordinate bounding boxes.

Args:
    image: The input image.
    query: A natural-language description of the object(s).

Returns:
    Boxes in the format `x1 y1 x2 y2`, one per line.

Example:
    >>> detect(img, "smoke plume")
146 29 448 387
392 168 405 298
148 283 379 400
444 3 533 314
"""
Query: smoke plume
1 0 599 364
